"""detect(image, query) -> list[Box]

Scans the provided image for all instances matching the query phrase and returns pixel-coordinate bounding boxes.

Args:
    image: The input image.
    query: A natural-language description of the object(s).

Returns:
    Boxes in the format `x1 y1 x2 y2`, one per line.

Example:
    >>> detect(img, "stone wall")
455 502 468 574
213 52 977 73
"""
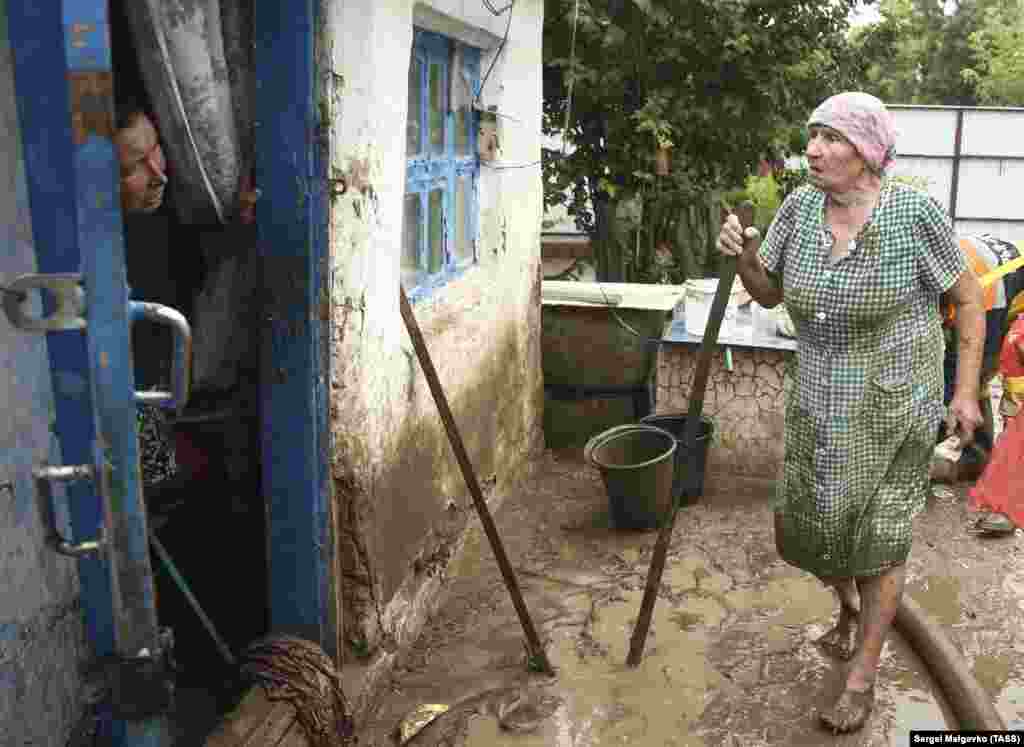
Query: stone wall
656 345 792 479
324 0 544 692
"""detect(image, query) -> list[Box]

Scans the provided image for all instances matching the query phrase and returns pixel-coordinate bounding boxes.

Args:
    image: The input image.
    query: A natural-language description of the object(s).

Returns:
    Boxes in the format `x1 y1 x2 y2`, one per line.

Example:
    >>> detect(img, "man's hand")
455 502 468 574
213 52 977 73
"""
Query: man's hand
947 394 984 446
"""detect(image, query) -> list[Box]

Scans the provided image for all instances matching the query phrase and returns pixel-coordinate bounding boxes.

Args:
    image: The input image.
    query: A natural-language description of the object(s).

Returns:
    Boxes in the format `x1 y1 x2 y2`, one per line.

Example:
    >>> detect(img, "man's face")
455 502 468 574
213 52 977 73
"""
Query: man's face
114 112 168 214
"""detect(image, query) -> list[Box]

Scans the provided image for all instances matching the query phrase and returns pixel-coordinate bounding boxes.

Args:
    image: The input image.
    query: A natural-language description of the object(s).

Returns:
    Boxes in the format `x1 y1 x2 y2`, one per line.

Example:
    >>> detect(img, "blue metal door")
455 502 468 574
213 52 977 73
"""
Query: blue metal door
5 1 180 743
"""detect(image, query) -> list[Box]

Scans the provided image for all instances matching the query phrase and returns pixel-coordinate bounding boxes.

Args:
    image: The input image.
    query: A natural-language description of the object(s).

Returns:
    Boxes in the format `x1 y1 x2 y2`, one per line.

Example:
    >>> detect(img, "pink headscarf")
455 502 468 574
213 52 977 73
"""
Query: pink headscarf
807 92 897 175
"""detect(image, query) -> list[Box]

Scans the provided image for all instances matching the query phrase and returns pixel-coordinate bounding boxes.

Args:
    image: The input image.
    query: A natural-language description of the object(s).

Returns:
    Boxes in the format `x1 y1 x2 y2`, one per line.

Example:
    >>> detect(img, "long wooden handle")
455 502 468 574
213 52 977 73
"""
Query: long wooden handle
680 201 754 448
399 286 552 675
626 201 756 668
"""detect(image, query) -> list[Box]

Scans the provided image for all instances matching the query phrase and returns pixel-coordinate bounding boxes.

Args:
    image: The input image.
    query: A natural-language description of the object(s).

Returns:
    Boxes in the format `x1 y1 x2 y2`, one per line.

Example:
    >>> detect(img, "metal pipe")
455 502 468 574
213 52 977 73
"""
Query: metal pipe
53 537 105 558
399 285 552 675
949 109 964 225
34 464 93 482
33 471 105 557
895 152 1024 162
129 301 192 412
149 533 236 668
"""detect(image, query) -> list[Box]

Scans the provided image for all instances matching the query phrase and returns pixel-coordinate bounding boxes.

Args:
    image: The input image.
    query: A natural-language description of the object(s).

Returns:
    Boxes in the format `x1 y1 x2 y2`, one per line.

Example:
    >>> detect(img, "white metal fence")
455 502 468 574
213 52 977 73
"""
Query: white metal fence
889 104 1024 242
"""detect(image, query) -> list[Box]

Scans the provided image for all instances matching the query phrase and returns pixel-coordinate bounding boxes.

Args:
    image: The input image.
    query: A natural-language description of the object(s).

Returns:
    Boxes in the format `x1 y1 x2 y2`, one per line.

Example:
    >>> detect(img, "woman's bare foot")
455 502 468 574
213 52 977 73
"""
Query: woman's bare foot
815 622 858 661
819 686 874 733
816 598 859 661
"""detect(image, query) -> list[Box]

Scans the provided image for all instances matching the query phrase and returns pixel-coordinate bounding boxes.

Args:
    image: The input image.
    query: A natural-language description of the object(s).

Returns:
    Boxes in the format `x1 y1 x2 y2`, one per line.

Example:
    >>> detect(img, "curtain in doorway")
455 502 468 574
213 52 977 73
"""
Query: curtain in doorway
121 0 253 226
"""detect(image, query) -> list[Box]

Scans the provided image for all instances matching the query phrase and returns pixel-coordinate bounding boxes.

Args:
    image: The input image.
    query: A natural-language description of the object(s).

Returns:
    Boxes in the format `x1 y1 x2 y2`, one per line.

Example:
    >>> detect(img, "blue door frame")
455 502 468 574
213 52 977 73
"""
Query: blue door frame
253 0 337 657
7 0 167 743
7 0 334 742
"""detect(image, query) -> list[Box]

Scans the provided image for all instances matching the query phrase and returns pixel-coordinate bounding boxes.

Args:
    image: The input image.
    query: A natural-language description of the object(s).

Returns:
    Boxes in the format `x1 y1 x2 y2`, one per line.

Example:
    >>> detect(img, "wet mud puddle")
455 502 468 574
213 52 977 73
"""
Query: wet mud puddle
460 551 843 746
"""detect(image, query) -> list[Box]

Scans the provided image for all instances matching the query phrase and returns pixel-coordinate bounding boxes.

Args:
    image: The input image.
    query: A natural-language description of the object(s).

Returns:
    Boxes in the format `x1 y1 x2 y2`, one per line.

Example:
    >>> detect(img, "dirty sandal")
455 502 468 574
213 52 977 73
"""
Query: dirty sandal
819 687 874 734
815 624 858 661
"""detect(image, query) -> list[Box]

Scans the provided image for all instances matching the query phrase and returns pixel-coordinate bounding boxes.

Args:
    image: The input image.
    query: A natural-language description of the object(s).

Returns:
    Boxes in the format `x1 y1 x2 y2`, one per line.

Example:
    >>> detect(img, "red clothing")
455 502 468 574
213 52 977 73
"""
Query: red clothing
969 315 1024 522
969 414 1024 525
999 314 1024 390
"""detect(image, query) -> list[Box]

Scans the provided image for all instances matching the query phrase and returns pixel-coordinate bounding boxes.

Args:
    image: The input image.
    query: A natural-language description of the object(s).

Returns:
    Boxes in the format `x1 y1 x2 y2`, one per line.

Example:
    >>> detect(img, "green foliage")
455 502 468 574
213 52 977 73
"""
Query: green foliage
721 173 786 235
965 0 1024 105
848 0 1024 106
543 0 864 282
775 165 809 200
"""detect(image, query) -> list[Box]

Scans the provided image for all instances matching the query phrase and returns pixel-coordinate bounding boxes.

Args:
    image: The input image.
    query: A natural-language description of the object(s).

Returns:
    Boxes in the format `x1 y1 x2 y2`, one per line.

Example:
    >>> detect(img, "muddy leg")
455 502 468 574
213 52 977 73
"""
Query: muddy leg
820 565 904 733
851 566 903 689
815 576 859 661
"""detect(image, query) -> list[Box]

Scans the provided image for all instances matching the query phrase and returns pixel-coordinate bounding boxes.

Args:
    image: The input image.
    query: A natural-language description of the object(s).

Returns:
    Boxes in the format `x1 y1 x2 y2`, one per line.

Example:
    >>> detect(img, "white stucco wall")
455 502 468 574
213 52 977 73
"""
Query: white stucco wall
0 5 88 743
324 0 544 673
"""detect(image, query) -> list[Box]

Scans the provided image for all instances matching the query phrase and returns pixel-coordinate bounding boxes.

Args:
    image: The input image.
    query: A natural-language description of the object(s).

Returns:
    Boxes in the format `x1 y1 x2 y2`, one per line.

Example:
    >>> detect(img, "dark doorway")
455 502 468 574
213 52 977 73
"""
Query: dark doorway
109 0 267 712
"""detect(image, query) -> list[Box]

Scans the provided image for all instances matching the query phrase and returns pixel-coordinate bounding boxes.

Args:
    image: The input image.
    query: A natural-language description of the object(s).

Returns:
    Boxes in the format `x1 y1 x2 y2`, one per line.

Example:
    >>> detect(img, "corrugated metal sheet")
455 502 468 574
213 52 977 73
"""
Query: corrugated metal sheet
890 105 1024 241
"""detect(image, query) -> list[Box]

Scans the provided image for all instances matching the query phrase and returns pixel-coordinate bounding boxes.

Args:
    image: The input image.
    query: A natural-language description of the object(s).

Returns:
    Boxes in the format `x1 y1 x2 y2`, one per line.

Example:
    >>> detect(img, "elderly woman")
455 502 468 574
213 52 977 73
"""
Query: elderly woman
717 92 984 733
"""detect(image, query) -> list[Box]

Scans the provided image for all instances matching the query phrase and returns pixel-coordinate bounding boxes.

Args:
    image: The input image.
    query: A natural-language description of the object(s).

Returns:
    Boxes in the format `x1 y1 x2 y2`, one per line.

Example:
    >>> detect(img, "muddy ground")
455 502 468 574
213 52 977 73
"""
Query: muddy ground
356 450 1024 747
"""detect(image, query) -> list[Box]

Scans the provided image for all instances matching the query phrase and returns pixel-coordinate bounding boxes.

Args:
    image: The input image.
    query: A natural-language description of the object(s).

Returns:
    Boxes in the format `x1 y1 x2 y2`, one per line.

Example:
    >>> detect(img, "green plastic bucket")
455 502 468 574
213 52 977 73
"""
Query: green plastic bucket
585 425 676 529
639 414 715 505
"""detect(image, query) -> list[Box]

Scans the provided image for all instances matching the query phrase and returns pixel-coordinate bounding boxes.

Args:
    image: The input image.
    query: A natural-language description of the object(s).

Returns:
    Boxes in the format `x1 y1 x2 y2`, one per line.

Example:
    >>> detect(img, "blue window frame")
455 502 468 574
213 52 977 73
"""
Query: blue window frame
403 29 480 298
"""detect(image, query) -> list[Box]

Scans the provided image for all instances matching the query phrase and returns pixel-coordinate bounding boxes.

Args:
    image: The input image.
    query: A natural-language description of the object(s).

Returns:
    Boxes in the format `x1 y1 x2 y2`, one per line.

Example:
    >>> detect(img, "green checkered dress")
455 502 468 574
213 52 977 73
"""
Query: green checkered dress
759 180 966 578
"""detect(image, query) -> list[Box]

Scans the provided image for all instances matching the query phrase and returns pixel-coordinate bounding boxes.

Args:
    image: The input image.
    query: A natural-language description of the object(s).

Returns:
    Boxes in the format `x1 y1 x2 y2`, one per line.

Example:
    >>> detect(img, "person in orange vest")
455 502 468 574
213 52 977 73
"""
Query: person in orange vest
969 292 1024 532
935 234 1024 481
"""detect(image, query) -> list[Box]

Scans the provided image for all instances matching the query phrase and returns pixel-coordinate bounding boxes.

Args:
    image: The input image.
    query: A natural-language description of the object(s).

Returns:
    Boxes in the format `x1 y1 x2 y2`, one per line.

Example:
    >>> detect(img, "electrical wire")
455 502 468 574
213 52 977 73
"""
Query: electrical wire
475 1 515 111
479 0 579 171
482 0 515 14
562 0 580 146
477 0 657 344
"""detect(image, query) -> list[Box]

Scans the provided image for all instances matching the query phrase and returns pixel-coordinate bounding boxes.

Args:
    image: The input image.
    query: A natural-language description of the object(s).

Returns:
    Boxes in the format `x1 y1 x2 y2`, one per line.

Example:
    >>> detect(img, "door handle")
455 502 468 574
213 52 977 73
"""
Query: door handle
1 273 86 332
128 302 192 413
33 464 104 557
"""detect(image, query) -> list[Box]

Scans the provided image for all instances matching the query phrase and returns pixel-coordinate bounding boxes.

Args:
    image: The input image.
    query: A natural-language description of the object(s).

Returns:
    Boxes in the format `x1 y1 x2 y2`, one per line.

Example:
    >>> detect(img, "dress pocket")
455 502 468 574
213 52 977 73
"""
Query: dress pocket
866 372 912 448
872 371 910 395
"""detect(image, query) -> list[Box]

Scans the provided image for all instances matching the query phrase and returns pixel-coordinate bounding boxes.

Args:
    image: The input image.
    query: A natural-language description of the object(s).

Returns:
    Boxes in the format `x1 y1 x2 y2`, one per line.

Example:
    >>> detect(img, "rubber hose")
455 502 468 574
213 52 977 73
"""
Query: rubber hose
895 594 1006 730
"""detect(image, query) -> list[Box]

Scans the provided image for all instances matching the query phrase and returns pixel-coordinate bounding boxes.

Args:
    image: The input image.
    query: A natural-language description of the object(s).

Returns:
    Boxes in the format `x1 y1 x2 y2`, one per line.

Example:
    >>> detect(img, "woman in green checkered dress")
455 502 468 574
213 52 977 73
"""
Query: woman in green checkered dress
718 92 985 733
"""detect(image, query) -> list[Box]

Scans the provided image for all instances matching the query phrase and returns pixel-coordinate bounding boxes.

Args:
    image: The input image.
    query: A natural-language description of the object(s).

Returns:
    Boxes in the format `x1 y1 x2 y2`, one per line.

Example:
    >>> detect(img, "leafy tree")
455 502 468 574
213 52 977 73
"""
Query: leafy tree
849 0 1022 106
964 0 1024 105
542 0 863 282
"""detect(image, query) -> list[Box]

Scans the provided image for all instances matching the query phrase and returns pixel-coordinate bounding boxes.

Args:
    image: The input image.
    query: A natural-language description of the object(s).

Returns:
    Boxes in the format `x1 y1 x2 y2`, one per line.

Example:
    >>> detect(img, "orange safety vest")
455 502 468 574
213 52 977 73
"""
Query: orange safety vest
944 238 1024 324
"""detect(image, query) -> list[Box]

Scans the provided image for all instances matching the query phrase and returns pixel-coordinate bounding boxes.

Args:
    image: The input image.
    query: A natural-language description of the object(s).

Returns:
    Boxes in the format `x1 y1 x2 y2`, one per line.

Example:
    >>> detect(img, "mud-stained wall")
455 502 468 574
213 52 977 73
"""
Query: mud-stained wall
0 7 88 743
324 0 544 665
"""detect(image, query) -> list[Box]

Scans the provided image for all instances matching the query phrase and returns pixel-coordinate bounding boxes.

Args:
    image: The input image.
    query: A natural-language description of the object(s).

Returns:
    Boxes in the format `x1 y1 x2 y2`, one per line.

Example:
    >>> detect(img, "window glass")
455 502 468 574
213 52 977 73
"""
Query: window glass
406 56 422 156
405 30 480 297
402 194 423 288
429 61 444 155
454 175 471 262
453 50 472 156
428 186 445 273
